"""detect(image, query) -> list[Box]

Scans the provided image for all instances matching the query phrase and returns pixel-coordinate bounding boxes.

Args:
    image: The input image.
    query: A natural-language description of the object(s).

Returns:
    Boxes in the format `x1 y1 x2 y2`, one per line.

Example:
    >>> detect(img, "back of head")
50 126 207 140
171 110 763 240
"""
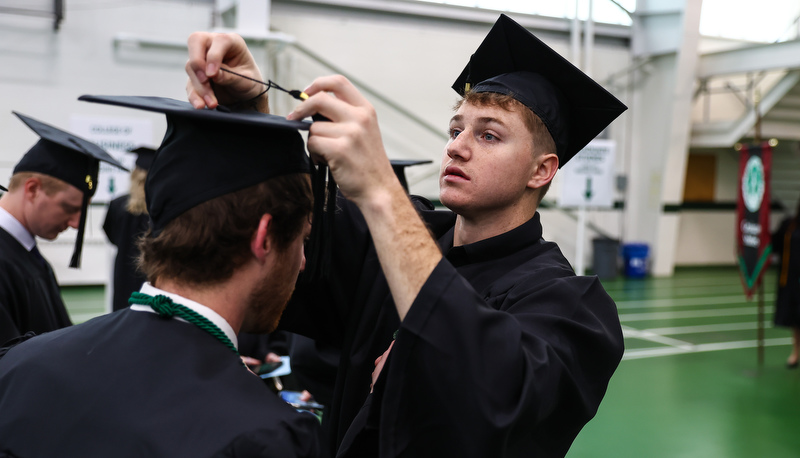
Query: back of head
139 174 312 286
77 95 315 286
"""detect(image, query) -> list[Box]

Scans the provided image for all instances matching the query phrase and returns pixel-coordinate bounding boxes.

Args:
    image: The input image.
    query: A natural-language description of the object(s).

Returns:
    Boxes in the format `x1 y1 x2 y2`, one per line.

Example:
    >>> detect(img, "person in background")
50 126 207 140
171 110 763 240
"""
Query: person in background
186 14 626 457
771 198 800 368
0 96 324 457
103 146 155 312
0 112 126 344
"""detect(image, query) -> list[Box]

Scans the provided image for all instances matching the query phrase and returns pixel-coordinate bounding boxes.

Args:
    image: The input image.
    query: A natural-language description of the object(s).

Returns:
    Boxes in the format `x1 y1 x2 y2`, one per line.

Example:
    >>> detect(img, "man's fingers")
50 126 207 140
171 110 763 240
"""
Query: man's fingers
186 32 214 77
302 75 369 107
185 79 207 109
288 90 357 124
185 33 219 108
241 356 261 366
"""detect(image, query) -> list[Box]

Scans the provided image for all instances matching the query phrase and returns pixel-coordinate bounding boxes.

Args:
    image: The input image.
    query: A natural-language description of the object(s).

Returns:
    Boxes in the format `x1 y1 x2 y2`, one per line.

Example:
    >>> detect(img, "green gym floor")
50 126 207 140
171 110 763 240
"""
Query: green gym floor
63 266 800 457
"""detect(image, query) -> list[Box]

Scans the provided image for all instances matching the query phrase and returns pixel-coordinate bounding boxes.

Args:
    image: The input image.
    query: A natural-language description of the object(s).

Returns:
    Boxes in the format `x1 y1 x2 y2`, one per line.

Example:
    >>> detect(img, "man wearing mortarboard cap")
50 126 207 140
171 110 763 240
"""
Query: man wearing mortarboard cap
0 112 126 345
0 98 324 456
186 14 625 458
102 146 156 312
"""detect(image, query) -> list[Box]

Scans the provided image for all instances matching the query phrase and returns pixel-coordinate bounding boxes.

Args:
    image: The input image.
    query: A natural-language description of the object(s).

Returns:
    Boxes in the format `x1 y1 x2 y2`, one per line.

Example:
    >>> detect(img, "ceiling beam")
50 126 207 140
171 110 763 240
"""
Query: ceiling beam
698 39 800 78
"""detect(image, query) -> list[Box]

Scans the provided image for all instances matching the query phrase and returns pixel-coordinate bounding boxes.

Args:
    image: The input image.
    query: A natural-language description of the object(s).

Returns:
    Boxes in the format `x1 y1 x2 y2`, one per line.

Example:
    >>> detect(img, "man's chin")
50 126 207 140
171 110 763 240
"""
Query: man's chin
240 317 279 335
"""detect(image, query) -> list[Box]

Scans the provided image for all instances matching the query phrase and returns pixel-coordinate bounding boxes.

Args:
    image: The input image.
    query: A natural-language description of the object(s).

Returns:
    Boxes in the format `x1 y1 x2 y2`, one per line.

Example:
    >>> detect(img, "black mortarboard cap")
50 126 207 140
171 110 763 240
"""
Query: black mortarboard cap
12 112 128 268
78 95 311 233
77 95 334 278
452 14 627 167
390 159 432 193
129 146 157 171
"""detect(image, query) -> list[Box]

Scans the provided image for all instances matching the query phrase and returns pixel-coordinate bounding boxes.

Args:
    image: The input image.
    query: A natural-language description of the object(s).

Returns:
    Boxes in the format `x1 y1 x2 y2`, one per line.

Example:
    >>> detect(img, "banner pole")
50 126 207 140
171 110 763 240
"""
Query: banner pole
758 279 765 367
755 88 764 368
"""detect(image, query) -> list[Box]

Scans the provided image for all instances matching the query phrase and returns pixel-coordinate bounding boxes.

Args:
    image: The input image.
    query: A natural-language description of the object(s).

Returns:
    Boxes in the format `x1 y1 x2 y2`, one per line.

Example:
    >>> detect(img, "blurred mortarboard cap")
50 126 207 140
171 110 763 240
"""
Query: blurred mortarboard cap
129 146 157 171
78 95 312 236
452 14 627 167
12 111 128 268
0 184 6 192
390 159 432 193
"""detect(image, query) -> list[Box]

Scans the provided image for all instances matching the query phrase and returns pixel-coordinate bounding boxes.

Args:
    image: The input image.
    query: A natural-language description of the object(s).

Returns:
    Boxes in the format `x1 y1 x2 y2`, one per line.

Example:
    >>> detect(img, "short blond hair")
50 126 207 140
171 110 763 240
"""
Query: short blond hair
126 167 148 216
8 172 70 196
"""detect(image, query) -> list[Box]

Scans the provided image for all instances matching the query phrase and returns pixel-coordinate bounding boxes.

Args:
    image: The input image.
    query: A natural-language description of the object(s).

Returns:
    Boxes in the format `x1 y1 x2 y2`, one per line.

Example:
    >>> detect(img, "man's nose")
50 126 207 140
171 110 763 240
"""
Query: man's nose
68 211 81 229
446 132 471 161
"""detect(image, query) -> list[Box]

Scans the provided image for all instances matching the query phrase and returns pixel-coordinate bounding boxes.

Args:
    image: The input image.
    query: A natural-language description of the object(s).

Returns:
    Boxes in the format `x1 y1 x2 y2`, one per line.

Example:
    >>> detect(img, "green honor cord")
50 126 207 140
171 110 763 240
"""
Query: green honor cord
128 292 239 356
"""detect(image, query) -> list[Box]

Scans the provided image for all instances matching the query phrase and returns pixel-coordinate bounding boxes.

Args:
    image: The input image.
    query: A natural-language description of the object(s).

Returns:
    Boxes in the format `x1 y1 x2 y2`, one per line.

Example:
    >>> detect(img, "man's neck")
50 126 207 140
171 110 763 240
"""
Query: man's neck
453 203 538 247
0 193 28 232
153 277 248 334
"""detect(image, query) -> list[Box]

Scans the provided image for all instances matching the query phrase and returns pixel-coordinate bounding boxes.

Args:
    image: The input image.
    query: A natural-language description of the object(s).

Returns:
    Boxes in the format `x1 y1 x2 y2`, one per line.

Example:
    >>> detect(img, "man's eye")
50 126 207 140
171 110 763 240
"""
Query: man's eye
448 128 461 139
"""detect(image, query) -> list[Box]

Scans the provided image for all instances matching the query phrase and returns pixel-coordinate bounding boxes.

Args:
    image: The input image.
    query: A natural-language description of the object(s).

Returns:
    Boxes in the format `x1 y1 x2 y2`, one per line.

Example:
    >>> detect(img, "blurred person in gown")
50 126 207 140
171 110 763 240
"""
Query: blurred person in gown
772 199 800 368
103 147 155 312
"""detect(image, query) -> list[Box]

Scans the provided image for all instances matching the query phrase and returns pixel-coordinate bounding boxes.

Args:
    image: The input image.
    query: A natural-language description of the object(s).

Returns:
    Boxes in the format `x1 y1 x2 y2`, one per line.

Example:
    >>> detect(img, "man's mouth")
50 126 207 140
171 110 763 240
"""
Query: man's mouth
443 166 469 181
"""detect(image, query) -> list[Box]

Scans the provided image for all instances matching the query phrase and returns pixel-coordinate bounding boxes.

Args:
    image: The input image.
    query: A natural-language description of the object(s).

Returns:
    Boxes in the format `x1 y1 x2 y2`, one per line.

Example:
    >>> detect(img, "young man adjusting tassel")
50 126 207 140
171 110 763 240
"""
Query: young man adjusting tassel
186 15 626 457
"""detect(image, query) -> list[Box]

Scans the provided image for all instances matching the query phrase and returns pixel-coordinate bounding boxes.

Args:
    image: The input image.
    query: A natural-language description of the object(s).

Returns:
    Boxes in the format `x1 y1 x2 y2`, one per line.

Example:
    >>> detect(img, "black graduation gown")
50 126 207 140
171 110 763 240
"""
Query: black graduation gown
103 194 150 311
771 217 800 327
280 196 624 457
0 309 325 457
0 227 71 344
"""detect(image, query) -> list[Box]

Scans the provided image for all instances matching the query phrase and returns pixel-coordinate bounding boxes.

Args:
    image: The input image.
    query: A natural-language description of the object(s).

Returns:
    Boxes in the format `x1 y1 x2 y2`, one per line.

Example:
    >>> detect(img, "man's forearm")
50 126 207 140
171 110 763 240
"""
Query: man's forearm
357 183 442 321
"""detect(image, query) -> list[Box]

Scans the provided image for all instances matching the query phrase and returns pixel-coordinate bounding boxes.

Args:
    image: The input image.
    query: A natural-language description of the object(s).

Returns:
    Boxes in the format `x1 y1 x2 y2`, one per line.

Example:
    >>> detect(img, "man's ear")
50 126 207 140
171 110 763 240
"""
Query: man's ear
527 153 559 189
251 214 273 263
23 176 42 201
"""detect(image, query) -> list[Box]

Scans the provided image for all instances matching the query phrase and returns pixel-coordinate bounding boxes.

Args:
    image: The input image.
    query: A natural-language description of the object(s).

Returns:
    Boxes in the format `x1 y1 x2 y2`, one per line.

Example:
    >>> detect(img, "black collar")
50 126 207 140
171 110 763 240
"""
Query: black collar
441 213 543 267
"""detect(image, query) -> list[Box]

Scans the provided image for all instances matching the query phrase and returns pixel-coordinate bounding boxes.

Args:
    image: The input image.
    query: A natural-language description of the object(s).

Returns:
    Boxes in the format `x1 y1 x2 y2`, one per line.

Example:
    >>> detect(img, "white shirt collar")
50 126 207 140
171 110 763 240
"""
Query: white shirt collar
131 282 239 350
0 206 36 251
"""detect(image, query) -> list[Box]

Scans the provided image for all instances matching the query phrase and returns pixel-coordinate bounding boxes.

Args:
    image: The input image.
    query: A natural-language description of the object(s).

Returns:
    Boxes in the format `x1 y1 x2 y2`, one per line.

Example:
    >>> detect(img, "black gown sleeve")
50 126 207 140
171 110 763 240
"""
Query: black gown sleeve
103 196 123 247
379 259 624 457
0 303 21 346
211 415 328 458
0 257 23 344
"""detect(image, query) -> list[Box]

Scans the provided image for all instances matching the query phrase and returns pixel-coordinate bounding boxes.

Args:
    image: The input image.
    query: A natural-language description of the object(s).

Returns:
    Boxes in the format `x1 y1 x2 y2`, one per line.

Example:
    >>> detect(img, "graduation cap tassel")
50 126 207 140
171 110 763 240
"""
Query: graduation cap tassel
69 193 90 268
303 162 329 282
322 166 337 277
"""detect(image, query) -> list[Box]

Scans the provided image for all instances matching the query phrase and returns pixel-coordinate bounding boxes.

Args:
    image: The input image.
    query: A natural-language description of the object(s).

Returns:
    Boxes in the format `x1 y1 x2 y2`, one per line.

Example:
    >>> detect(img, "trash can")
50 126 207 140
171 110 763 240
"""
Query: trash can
622 243 649 278
592 238 619 280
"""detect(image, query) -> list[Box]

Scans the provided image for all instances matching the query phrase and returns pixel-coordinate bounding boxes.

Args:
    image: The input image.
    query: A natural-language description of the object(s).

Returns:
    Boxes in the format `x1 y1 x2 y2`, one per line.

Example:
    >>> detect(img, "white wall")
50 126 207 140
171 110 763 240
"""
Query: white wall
1 2 215 284
1 2 635 284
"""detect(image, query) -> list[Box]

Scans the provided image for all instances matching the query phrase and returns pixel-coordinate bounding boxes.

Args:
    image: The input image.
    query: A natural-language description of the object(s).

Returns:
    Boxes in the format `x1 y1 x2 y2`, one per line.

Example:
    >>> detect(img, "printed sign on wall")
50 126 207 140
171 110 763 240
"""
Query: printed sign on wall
558 139 616 208
70 115 153 203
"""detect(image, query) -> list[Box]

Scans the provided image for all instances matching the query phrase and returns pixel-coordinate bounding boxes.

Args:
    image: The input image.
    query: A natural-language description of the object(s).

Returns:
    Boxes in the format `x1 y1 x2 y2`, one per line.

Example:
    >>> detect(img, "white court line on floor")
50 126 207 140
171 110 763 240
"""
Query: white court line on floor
619 306 759 322
602 277 745 293
623 337 792 360
644 321 771 336
615 294 773 310
621 325 695 350
607 285 755 298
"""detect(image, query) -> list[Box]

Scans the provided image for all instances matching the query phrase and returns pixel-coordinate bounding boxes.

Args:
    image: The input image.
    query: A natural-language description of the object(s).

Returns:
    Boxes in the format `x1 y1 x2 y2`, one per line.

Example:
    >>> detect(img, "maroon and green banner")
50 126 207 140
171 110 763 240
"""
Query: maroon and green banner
736 142 772 298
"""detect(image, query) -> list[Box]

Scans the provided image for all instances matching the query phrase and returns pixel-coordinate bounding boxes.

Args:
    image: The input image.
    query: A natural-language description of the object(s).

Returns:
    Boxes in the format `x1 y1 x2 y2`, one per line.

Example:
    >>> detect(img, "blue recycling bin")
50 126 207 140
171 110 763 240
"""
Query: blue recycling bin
622 243 649 278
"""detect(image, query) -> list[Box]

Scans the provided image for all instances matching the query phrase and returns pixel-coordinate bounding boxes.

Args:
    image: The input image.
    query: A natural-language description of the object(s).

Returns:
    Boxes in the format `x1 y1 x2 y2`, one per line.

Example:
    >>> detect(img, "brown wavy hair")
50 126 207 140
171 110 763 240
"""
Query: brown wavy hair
138 173 312 286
